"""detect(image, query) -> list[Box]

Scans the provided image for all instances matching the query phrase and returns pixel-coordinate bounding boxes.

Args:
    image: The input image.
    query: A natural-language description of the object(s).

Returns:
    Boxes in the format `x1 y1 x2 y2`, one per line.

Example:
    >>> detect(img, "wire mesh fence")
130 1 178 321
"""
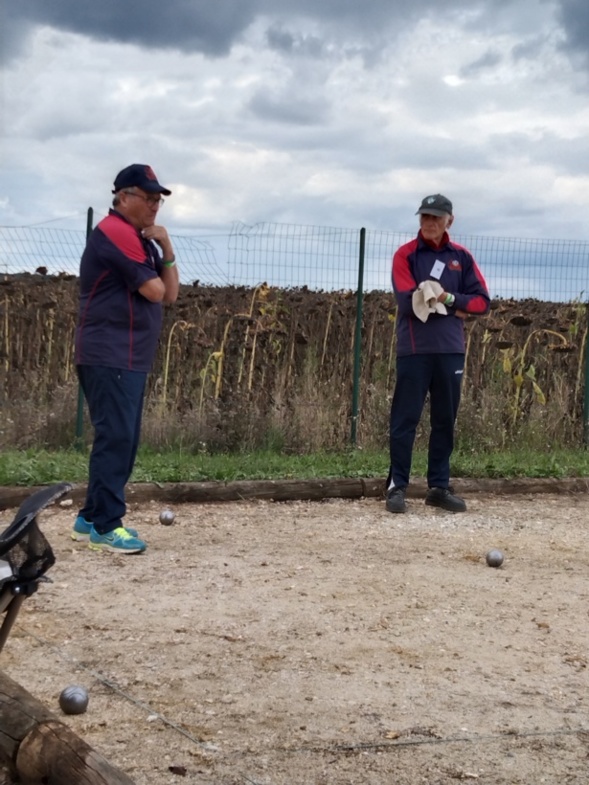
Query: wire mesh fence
0 225 230 286
229 223 589 301
1 218 589 301
1 217 588 452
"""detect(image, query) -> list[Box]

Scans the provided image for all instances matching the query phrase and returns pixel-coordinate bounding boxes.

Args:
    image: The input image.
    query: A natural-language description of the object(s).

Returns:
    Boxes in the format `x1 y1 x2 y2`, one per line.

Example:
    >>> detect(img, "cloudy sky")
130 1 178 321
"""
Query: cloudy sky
2 0 589 241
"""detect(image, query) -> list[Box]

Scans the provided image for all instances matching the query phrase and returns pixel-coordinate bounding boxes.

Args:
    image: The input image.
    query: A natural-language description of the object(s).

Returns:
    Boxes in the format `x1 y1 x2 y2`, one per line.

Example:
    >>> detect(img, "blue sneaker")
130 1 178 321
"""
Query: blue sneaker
72 516 138 542
88 526 147 554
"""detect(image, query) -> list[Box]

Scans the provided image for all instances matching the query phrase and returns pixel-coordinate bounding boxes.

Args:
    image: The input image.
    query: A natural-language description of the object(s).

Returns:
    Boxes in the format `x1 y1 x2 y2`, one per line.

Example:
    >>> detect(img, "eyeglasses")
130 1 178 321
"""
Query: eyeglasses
123 190 164 208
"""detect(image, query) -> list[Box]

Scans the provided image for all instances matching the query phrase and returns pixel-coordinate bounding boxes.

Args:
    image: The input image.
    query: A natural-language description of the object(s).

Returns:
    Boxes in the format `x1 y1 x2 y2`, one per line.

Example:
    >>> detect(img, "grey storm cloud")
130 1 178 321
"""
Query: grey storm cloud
511 35 552 61
459 50 504 78
4 0 257 58
556 0 589 60
266 26 325 59
6 0 571 61
248 90 329 126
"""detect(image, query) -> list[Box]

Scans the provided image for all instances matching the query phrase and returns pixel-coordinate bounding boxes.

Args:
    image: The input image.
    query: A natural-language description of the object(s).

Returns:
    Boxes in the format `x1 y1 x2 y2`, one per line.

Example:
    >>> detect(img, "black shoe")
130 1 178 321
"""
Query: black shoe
425 487 466 512
386 487 407 513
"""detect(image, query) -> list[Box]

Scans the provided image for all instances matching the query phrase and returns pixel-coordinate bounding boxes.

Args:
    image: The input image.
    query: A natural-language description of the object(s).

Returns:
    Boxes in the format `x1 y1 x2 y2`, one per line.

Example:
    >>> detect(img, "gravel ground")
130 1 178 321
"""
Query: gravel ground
2 490 589 784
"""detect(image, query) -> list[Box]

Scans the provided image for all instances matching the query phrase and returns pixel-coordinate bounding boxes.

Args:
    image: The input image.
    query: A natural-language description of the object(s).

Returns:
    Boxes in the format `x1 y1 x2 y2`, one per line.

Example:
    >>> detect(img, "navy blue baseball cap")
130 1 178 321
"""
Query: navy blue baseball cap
112 164 172 195
416 194 453 217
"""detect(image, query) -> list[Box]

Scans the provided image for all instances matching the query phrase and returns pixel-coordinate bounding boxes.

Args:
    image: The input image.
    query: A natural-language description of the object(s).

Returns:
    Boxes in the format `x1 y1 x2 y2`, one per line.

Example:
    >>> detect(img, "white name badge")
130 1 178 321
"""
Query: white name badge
430 259 445 280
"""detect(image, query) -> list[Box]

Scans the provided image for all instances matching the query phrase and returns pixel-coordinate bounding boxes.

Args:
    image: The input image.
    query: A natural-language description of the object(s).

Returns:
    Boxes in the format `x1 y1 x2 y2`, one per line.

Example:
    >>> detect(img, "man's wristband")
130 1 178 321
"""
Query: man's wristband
444 293 455 307
163 258 176 268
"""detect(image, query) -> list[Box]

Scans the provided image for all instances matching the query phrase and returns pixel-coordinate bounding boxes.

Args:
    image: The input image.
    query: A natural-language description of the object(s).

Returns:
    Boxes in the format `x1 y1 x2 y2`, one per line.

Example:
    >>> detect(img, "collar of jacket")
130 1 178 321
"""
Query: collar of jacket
417 230 451 251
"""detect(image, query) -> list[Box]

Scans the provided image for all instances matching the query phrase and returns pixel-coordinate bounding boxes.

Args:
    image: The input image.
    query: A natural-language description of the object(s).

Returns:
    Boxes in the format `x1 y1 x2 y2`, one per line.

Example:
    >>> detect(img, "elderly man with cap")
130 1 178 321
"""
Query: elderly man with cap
73 164 179 552
385 194 490 514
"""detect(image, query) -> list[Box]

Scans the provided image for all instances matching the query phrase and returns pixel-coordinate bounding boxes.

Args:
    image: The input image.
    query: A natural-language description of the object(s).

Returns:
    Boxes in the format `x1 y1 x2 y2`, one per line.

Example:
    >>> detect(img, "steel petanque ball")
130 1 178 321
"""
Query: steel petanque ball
59 685 89 715
486 548 504 568
159 509 175 526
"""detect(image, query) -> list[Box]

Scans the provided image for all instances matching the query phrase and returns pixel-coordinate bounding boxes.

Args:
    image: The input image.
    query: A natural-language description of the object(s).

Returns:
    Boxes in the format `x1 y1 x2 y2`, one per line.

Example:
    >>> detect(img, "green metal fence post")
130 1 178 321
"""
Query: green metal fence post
74 207 93 449
583 305 589 448
351 227 366 446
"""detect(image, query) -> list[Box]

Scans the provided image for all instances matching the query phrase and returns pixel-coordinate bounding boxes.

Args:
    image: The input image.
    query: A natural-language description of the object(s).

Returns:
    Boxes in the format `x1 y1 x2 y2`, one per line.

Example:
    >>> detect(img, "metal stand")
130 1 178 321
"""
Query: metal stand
0 482 72 656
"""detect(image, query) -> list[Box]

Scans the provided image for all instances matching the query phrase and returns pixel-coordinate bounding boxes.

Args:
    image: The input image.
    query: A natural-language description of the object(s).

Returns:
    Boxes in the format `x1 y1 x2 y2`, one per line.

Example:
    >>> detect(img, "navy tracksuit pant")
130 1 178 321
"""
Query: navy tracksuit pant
77 366 147 534
387 353 464 490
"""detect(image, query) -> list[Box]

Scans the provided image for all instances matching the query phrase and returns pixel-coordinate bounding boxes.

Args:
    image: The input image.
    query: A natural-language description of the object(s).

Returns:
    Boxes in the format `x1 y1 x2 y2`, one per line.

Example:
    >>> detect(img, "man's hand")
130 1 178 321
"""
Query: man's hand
142 225 179 304
142 225 174 259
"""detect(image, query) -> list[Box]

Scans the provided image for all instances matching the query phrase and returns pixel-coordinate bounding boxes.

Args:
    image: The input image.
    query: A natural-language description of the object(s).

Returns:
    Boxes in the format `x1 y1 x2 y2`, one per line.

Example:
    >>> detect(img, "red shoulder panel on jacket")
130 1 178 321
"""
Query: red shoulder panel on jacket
98 214 146 263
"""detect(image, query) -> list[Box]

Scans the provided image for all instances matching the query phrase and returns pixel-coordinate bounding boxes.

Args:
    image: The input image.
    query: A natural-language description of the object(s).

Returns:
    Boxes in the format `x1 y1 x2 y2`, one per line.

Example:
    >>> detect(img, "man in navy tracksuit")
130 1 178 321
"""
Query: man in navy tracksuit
386 194 490 513
73 164 179 552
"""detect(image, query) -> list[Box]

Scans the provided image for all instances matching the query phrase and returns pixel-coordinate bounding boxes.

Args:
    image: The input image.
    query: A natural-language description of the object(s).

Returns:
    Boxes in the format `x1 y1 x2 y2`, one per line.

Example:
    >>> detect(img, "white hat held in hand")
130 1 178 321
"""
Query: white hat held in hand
412 280 447 323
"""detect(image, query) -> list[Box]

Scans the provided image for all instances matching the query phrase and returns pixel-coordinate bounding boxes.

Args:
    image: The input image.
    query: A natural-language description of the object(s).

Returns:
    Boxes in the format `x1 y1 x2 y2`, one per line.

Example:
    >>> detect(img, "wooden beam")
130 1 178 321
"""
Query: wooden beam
0 671 135 785
1 476 588 513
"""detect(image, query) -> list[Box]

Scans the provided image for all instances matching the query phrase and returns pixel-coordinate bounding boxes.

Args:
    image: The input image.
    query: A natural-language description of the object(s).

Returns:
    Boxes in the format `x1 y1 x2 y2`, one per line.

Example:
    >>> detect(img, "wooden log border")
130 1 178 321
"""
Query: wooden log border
0 670 135 784
1 476 589 512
